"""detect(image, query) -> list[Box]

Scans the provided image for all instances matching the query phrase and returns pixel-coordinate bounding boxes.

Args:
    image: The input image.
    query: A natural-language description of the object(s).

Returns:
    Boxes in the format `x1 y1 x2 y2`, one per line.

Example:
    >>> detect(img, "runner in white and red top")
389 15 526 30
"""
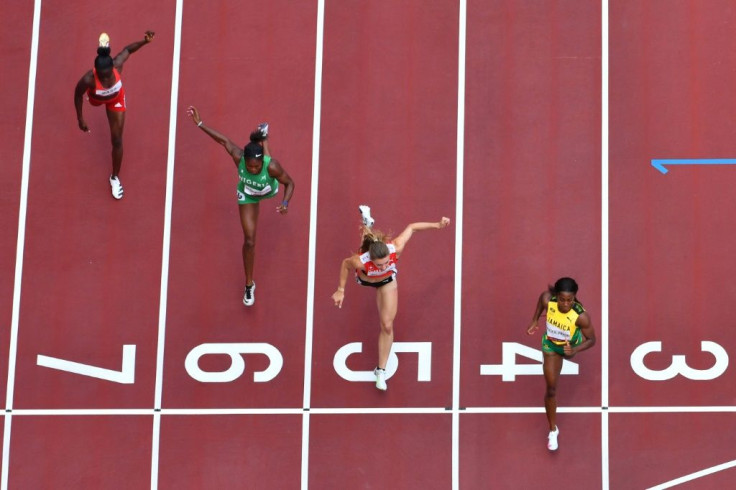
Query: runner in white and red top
332 207 451 391
74 31 155 200
357 243 398 284
87 67 125 111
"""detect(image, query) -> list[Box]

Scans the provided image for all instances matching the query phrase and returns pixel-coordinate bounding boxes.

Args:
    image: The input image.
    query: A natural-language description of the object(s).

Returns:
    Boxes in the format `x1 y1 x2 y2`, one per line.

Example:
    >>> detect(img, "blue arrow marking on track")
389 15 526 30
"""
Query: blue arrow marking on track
652 158 736 175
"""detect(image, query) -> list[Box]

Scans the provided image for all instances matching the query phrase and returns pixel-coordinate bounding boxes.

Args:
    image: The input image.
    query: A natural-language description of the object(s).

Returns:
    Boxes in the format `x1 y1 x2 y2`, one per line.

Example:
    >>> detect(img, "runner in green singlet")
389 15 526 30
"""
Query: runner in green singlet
187 106 295 306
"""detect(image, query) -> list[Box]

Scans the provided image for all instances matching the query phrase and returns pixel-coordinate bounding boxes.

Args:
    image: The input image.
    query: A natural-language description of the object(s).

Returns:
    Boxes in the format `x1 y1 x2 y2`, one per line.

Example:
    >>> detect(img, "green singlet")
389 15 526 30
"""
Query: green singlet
236 155 279 204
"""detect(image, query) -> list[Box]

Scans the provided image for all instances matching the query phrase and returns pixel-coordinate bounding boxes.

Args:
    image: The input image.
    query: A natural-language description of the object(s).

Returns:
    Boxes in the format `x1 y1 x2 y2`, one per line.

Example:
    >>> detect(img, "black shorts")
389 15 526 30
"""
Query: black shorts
356 273 395 288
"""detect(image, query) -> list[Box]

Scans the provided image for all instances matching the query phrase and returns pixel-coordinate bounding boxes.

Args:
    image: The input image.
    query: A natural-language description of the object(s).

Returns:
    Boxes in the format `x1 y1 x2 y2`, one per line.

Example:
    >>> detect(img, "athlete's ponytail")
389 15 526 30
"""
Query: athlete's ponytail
95 46 113 70
359 226 392 259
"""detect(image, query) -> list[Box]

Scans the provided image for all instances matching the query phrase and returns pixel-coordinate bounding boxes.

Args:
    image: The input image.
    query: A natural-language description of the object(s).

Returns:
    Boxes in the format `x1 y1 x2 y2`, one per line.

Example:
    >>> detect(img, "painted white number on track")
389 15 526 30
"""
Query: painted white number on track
333 341 432 382
630 341 729 381
185 343 283 383
480 342 579 381
37 345 136 384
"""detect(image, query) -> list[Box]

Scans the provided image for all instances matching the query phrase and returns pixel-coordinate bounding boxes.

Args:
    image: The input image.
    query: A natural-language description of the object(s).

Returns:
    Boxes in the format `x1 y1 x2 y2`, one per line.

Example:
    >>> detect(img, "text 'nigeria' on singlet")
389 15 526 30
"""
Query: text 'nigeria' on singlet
238 155 279 197
545 297 585 346
358 243 398 280
89 68 123 100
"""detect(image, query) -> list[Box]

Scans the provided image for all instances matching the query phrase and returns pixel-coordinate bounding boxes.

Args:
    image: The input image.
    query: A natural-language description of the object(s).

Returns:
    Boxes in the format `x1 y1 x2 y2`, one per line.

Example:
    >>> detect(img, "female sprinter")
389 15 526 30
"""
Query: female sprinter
186 106 294 306
332 206 451 391
74 31 155 199
526 277 596 451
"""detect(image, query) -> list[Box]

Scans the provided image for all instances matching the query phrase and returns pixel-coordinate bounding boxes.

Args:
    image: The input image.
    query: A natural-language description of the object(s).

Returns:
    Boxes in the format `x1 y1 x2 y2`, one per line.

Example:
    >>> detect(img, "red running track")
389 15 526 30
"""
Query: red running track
1 0 734 488
610 1 736 488
0 0 35 408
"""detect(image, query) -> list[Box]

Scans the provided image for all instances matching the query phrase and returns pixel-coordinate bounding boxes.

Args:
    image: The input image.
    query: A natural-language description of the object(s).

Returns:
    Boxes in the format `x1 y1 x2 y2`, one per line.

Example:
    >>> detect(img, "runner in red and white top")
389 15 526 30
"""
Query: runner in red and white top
88 67 124 107
74 31 155 200
332 206 451 391
358 243 398 280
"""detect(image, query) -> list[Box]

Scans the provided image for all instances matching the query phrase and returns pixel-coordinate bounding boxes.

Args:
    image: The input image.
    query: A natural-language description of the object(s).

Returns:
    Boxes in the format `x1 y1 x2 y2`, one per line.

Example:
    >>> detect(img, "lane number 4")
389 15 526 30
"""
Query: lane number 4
480 342 579 382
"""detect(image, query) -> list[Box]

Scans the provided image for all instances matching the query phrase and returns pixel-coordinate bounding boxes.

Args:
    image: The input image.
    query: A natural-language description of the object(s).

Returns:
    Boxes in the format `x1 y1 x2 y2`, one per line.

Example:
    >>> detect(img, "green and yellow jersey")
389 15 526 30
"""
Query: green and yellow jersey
544 297 585 346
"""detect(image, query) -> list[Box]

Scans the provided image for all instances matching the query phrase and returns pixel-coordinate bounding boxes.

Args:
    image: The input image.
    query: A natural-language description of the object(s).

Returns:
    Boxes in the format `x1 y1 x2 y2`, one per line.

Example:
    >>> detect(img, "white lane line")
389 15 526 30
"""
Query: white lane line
5 405 735 416
609 406 736 413
301 1 325 489
452 1 467 490
151 0 184 488
2 0 42 488
601 1 610 489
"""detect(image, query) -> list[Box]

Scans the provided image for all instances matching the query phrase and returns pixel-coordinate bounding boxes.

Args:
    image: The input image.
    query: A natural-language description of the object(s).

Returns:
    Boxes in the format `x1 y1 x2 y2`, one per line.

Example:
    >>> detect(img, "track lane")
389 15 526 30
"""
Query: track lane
162 0 317 409
609 412 736 488
12 0 176 409
158 414 302 488
0 0 35 410
460 413 601 489
610 0 736 409
310 0 458 410
9 415 152 488
459 2 601 485
308 414 452 488
609 1 736 486
461 0 601 409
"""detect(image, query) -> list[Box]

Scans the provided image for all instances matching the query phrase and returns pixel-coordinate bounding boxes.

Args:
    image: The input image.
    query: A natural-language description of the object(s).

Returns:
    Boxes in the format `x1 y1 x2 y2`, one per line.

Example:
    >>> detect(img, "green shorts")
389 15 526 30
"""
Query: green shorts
542 331 582 355
237 187 278 205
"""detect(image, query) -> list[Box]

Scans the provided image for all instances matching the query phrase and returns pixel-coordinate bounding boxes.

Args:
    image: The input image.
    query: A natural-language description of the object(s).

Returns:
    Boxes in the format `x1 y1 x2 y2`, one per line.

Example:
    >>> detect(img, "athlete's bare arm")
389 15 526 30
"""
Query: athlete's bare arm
565 312 596 356
392 217 451 256
267 158 295 214
73 71 95 132
113 31 155 72
527 291 551 335
187 106 243 165
332 255 361 308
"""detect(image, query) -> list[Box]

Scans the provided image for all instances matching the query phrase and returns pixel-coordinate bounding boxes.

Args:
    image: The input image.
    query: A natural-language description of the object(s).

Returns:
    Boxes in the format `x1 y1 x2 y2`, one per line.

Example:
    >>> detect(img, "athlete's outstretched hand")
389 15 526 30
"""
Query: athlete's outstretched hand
438 217 451 228
144 31 155 43
332 290 345 308
526 321 539 335
187 106 202 126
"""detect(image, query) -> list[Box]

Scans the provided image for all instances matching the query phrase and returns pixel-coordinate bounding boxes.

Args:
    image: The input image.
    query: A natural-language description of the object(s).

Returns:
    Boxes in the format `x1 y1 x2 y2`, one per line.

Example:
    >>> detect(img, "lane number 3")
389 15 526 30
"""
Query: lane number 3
630 341 729 381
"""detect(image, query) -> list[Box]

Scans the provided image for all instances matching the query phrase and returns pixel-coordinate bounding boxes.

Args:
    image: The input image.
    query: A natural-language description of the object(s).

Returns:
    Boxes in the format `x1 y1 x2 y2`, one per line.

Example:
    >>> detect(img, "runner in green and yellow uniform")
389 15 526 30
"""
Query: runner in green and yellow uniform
187 106 295 306
527 277 596 451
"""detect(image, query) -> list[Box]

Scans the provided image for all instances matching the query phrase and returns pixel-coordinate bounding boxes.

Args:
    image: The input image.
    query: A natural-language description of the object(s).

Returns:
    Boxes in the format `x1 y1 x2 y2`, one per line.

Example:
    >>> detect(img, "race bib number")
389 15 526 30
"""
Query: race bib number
545 322 571 341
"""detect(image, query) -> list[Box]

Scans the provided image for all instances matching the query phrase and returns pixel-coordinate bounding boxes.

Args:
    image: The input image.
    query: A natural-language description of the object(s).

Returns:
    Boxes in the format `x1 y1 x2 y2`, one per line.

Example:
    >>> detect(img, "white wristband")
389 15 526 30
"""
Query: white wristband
197 121 203 127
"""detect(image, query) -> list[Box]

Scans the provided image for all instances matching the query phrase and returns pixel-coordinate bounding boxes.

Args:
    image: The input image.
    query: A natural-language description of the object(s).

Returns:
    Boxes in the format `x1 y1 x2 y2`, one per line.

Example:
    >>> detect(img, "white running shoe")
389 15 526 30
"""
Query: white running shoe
258 122 269 138
243 282 256 306
359 205 374 228
374 367 387 391
109 175 123 200
547 426 559 451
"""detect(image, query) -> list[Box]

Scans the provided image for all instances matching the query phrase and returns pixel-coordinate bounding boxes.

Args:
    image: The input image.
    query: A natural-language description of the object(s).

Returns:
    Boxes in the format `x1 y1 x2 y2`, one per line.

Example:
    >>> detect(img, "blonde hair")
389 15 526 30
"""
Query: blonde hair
358 225 393 259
